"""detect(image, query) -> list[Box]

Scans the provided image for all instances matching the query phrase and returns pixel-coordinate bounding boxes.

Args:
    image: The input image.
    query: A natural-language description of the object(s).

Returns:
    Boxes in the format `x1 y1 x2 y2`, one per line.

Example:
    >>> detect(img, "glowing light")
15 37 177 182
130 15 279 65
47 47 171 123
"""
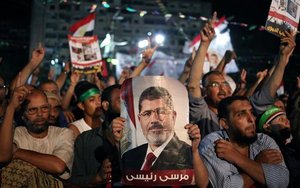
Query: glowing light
126 7 136 12
102 1 110 8
51 60 55 65
111 59 119 65
179 12 186 19
139 10 147 17
138 39 149 48
154 34 165 44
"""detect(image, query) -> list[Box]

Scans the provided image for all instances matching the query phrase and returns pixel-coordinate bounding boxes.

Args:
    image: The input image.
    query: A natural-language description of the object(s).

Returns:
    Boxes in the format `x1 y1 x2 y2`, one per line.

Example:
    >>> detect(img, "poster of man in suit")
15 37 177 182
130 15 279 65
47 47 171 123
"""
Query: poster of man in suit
120 76 194 186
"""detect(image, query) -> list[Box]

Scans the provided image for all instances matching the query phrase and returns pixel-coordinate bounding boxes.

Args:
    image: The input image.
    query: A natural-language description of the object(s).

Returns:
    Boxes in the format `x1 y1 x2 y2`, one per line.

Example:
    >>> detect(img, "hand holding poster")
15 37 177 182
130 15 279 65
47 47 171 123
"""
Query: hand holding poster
265 0 300 37
68 35 102 73
120 76 194 186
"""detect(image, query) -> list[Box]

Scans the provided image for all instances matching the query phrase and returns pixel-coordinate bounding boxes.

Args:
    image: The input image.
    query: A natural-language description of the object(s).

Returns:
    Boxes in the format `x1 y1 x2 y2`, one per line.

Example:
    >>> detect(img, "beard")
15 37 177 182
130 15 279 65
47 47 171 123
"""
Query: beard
145 122 172 146
24 117 49 134
105 108 120 124
231 127 257 146
48 116 57 126
234 133 258 146
270 125 291 144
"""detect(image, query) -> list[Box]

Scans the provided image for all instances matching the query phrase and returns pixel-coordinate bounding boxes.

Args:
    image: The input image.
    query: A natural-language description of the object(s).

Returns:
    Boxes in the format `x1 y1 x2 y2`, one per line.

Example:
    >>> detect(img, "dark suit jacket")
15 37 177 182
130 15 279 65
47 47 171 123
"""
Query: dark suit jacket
122 135 193 171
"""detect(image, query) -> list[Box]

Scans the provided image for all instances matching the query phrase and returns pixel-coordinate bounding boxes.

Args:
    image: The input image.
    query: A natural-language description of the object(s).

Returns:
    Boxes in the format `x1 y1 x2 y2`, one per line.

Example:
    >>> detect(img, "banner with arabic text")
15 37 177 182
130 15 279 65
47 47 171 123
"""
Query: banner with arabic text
68 35 102 74
265 0 300 37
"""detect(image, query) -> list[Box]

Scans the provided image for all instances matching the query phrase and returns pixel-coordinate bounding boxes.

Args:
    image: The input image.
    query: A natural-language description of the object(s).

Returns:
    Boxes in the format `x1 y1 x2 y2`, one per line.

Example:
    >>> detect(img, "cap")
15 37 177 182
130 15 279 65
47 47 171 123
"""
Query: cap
44 91 61 105
258 106 286 131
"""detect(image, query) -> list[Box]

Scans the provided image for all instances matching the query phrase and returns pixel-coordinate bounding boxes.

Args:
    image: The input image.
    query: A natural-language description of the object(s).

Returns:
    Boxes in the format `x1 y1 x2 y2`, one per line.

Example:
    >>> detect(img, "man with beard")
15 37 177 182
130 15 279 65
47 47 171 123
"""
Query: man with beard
0 86 74 185
259 106 300 188
121 86 193 171
200 96 289 188
69 84 121 186
68 81 103 139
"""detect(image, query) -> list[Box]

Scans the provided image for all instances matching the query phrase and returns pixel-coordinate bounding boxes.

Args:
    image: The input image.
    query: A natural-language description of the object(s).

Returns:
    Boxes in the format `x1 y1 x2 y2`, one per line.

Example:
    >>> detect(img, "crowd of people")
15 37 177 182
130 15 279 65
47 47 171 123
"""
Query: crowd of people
0 12 299 188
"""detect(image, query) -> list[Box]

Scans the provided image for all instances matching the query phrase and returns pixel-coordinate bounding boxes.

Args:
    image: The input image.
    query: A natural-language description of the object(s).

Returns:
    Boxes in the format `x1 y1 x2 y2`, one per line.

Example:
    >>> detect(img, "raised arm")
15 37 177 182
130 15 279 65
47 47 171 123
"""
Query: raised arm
62 71 80 111
214 50 237 73
188 12 217 98
0 85 32 162
130 39 158 78
185 124 208 188
179 48 196 84
263 31 296 98
233 69 247 96
56 62 71 91
245 69 268 97
10 43 45 91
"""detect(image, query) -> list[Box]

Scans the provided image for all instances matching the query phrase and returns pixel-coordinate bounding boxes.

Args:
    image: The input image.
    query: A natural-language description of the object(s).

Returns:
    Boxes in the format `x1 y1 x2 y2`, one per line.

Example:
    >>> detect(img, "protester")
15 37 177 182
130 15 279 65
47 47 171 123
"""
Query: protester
70 84 122 186
259 106 300 188
200 96 289 187
68 81 103 139
0 86 74 187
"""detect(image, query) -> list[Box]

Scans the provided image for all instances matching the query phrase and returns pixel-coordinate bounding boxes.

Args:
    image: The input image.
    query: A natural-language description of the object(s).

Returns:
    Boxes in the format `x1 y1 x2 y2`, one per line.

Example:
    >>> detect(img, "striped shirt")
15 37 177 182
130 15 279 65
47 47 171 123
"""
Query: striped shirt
200 130 289 188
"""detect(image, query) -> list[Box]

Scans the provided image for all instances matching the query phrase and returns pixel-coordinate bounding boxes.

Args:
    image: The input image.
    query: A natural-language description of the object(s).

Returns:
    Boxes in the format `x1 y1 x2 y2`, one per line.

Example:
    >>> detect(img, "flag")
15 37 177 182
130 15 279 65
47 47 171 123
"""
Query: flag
183 16 226 53
69 12 95 37
183 16 239 73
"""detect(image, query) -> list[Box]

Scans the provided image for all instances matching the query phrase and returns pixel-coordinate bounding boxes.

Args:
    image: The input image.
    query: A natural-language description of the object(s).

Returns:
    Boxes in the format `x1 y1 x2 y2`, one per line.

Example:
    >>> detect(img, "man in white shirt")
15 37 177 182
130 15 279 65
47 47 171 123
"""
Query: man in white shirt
0 86 74 186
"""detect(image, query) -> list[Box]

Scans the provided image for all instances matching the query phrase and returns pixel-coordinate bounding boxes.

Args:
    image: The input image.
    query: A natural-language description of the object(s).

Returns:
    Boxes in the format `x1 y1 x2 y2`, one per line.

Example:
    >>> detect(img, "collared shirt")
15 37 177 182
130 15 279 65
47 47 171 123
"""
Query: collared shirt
141 132 174 170
199 130 289 188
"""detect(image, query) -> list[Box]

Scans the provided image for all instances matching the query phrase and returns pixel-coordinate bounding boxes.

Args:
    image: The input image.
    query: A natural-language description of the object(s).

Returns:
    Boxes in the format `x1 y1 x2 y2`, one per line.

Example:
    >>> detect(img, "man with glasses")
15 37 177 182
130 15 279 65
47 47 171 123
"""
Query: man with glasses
121 86 196 171
0 86 74 186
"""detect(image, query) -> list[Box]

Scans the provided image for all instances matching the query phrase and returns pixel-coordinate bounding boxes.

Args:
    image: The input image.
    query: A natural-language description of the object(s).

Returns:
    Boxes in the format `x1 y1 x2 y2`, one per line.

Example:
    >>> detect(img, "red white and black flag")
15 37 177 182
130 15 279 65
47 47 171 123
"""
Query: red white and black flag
68 5 102 73
69 11 96 37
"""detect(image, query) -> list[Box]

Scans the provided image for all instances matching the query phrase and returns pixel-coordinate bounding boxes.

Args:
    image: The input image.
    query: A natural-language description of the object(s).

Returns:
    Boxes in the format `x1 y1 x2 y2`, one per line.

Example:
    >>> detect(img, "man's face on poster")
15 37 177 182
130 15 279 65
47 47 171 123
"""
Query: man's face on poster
138 98 177 147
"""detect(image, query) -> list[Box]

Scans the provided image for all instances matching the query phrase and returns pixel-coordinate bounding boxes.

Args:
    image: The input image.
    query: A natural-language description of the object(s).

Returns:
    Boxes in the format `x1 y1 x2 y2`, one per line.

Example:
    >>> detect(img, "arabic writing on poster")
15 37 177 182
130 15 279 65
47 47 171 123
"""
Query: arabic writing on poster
265 0 300 37
123 170 194 186
120 76 194 186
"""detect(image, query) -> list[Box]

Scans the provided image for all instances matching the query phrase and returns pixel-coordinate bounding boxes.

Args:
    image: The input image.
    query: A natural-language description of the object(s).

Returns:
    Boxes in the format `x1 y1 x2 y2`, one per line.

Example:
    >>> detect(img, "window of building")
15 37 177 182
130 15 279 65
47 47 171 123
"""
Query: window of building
59 4 71 11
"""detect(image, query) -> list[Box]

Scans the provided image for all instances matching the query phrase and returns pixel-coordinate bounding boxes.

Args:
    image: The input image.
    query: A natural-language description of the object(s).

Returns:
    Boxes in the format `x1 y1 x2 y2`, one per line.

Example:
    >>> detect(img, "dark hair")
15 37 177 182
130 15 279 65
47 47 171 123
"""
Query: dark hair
38 80 58 88
74 81 99 101
101 84 121 103
202 70 223 88
218 95 249 119
138 86 173 112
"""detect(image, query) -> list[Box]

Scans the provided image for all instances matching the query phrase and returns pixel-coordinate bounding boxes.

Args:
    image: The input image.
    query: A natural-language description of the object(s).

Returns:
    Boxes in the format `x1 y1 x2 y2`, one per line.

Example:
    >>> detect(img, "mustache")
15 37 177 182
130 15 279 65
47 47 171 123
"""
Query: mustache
95 107 102 111
218 90 226 95
149 122 164 131
33 118 47 122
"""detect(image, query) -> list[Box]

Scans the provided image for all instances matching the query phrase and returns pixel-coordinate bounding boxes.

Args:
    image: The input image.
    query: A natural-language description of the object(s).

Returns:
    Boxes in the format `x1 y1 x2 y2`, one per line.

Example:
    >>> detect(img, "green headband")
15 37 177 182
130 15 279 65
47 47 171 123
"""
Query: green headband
258 106 285 131
79 88 100 102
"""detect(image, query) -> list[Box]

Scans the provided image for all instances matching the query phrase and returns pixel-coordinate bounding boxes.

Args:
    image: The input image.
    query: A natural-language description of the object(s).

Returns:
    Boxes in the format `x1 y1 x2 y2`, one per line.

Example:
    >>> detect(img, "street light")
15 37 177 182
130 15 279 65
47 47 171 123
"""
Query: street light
154 34 165 45
138 39 149 48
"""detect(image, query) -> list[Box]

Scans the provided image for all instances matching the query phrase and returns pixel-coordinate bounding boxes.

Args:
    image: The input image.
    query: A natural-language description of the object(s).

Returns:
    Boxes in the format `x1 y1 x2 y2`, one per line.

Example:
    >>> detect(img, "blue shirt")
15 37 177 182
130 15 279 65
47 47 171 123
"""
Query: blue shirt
200 130 289 188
